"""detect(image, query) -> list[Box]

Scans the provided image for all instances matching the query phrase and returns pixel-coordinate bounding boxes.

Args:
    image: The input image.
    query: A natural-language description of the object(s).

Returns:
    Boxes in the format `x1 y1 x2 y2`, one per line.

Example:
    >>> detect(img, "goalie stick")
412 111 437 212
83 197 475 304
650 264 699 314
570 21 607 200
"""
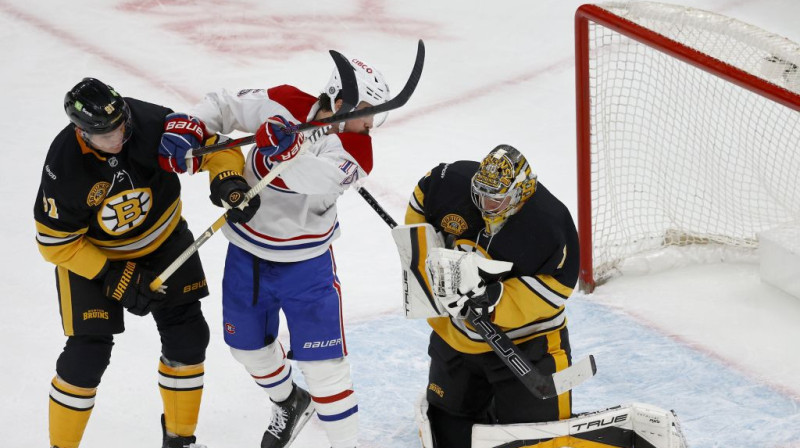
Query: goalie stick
191 39 426 157
150 40 426 291
364 188 597 399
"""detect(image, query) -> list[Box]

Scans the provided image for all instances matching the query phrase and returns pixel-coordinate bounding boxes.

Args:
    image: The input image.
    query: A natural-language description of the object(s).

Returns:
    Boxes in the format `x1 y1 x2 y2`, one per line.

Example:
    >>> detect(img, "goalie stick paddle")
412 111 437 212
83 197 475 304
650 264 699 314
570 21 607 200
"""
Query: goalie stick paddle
191 39 426 157
359 187 597 399
468 311 596 399
149 50 362 292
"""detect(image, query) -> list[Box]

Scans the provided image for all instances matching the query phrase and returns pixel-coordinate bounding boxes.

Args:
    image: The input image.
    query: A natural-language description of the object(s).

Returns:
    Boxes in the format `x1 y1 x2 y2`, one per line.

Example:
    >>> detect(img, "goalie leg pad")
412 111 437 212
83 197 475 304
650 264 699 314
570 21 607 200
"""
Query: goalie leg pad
415 393 436 448
471 403 688 448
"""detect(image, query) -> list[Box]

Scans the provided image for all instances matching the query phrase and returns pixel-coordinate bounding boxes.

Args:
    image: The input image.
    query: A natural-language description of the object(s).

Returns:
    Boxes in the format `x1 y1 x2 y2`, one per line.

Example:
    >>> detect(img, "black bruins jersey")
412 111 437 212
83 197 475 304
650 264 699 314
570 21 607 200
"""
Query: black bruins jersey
405 161 580 354
34 98 242 280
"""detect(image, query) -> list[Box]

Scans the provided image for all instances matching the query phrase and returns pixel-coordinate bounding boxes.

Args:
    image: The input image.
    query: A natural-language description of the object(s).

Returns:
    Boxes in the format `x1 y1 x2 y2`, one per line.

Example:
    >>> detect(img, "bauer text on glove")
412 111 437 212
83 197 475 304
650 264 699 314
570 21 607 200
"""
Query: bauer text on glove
255 115 305 163
158 113 207 174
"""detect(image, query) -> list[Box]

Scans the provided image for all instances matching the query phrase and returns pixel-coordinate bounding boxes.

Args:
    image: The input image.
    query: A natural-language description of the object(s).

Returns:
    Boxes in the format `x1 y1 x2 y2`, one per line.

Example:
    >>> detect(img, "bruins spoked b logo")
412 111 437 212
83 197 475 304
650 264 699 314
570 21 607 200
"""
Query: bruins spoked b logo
98 188 152 235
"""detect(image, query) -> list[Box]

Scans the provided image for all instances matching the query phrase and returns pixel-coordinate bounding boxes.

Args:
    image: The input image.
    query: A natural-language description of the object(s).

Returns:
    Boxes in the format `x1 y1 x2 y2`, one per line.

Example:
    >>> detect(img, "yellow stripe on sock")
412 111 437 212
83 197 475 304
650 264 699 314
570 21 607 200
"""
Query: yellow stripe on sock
49 376 95 448
159 360 204 437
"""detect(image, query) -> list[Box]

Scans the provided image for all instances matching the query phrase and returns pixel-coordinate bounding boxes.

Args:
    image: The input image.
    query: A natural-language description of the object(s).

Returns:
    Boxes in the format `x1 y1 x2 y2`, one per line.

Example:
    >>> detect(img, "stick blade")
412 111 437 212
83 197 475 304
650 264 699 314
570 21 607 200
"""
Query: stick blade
552 355 597 396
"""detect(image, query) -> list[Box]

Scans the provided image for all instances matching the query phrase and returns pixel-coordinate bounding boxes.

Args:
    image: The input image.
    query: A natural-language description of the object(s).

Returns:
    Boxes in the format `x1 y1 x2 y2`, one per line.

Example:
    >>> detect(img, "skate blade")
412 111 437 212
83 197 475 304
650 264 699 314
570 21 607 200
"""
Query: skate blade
285 406 316 447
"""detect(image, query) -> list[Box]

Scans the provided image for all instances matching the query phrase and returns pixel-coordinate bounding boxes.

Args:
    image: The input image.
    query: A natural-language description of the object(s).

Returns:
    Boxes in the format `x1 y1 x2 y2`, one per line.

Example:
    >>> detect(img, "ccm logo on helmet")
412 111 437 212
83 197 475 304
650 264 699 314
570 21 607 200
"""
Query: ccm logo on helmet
351 59 373 74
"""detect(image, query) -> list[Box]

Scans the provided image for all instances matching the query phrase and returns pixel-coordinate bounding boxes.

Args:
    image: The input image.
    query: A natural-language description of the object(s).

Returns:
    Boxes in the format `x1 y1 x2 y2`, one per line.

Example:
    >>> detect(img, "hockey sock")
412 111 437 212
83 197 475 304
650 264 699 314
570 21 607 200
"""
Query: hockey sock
299 359 359 448
158 358 204 437
230 344 293 402
49 376 95 448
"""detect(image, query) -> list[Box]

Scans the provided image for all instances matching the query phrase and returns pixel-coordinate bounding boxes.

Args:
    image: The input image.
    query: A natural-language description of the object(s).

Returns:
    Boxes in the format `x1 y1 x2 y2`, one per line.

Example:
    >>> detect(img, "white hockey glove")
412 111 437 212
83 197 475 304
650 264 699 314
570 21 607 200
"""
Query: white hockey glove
425 248 513 320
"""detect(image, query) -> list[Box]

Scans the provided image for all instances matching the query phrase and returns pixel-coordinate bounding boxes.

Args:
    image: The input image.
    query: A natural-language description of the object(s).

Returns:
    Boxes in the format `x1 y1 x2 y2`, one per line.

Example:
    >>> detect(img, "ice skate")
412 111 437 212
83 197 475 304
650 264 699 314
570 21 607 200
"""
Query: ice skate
161 414 207 448
261 384 315 448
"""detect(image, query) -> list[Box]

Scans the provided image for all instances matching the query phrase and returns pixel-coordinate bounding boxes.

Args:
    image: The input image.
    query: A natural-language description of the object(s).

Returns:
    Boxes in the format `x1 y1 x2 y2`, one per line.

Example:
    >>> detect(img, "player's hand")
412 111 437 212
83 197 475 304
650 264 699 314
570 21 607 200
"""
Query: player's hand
158 113 207 174
209 171 261 224
255 115 304 163
102 261 165 316
438 282 503 320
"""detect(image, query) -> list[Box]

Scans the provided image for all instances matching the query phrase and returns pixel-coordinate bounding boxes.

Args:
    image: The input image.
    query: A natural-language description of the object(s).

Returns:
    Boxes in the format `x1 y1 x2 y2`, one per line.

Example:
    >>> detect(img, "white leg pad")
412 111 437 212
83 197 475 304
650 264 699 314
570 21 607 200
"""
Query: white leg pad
414 393 435 448
471 403 688 448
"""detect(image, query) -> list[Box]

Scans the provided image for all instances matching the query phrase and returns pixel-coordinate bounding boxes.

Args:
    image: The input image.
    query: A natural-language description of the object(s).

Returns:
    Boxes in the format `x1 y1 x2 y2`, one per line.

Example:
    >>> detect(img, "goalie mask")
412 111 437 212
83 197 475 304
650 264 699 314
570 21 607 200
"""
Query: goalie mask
324 57 391 126
471 145 537 235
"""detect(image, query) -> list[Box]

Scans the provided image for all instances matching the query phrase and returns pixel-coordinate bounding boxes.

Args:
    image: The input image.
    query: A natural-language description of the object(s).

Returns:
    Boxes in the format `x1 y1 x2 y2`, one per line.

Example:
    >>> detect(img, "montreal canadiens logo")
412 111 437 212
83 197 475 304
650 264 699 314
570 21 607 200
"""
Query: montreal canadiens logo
225 323 236 334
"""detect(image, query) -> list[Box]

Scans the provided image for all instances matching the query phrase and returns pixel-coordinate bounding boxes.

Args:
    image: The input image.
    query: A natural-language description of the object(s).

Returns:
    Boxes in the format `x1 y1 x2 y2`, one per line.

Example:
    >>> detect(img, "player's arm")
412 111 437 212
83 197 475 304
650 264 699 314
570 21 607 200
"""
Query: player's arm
34 180 108 280
404 170 434 225
492 234 576 328
191 88 281 134
491 273 573 328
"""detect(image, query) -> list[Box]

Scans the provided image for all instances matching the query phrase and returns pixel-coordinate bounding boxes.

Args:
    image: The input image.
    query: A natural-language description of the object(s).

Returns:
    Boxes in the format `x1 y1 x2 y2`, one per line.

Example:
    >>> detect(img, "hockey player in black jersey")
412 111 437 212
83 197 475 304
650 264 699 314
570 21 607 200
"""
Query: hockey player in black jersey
34 78 256 448
404 145 580 447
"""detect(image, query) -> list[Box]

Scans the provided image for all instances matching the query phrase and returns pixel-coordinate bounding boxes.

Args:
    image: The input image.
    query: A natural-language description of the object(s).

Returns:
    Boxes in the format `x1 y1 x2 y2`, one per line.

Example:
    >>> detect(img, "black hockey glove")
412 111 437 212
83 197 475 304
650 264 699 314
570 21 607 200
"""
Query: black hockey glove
102 261 164 316
209 171 261 224
443 281 504 320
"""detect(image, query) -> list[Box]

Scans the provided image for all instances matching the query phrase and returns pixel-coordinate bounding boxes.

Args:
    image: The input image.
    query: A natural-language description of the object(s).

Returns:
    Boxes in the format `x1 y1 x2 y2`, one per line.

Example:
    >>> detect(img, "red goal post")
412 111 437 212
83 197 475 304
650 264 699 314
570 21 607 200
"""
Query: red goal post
575 2 800 292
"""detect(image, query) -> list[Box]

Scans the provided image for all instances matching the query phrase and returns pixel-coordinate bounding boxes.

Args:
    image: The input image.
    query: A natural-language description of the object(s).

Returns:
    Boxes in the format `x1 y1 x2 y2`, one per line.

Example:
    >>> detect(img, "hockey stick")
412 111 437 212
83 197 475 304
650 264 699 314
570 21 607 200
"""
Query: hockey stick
150 41 426 291
357 187 398 228
361 189 597 399
191 39 426 157
468 311 596 399
149 50 361 291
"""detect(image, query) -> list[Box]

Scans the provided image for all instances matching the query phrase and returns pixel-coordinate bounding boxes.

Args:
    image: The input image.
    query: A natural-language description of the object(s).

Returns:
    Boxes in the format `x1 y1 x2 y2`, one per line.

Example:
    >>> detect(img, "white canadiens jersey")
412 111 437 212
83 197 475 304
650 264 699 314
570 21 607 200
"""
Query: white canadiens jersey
192 85 373 262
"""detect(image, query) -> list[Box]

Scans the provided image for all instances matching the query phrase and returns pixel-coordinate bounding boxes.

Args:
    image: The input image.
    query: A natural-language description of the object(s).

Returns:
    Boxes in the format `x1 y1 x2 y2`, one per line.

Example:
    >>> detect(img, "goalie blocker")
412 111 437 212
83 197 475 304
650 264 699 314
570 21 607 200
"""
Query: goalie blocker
415 394 688 448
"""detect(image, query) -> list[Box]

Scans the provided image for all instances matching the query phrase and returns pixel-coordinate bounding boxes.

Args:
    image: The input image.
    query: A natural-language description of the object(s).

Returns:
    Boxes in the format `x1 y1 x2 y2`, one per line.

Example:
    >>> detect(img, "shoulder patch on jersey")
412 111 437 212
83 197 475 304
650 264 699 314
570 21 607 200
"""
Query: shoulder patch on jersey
441 213 468 236
339 160 360 186
87 182 111 207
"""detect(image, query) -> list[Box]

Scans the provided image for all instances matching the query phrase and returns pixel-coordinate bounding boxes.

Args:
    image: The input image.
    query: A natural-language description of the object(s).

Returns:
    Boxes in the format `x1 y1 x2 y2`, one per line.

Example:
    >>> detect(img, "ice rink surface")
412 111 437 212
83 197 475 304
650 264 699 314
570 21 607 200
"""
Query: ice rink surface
2 0 799 446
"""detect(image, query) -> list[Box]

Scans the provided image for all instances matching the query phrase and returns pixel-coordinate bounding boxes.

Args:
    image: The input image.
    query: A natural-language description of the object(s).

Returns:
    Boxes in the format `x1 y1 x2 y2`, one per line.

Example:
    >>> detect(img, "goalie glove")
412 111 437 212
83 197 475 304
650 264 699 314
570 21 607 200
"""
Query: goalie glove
425 248 513 320
439 281 504 320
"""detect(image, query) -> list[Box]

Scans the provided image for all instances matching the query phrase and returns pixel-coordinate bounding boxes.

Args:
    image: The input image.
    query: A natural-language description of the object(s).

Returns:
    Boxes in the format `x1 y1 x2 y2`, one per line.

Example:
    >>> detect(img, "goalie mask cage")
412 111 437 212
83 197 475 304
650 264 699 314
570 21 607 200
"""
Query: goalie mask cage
575 2 800 292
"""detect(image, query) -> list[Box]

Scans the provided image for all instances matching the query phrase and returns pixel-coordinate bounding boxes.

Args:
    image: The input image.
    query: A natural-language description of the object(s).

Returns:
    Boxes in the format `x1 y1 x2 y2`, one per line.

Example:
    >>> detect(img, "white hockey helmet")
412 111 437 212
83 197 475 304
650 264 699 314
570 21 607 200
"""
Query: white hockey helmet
324 57 391 126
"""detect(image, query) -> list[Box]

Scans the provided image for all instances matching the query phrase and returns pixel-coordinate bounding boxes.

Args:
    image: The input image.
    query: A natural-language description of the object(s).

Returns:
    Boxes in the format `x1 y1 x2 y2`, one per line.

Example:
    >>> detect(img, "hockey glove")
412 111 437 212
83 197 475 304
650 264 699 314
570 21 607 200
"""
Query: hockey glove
438 281 504 320
158 113 207 174
255 115 304 163
102 261 164 316
209 171 261 224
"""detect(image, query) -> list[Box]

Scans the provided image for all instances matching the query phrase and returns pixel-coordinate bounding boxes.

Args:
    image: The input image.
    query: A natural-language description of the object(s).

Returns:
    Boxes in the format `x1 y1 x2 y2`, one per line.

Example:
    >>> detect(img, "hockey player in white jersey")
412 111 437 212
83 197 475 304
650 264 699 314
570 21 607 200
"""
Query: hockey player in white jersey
158 55 391 448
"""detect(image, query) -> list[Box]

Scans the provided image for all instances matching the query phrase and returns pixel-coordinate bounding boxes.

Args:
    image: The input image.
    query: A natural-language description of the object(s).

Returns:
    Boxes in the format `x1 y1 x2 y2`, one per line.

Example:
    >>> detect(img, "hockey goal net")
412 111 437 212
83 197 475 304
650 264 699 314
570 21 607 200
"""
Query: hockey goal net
576 2 800 291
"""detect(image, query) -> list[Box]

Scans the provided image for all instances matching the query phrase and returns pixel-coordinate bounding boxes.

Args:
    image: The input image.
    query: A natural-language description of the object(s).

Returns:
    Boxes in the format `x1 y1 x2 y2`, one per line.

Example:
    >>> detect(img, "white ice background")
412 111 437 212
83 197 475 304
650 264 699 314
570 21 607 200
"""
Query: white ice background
2 1 799 447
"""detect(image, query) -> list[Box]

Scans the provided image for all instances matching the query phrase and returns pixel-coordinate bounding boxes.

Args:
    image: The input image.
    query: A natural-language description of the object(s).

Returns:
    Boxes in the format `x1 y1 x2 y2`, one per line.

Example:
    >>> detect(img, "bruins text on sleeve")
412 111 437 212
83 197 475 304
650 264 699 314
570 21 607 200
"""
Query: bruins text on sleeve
34 98 244 280
404 161 580 354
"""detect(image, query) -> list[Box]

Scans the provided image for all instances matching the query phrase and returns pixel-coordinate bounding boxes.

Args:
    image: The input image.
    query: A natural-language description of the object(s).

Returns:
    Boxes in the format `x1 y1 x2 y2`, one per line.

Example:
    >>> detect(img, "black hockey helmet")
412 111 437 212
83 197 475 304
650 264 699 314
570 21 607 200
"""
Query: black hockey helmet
64 78 129 134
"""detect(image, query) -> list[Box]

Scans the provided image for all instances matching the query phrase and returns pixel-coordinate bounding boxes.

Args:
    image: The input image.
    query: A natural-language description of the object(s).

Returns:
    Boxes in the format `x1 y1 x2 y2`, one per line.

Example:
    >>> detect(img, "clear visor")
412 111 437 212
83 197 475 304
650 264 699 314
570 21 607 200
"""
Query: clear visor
82 121 130 152
473 190 513 216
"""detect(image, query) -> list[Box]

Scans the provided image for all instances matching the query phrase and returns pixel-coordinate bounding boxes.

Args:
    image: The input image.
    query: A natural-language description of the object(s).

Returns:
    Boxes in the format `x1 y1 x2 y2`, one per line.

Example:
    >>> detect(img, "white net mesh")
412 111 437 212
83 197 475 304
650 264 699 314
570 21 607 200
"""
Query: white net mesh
584 2 800 285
